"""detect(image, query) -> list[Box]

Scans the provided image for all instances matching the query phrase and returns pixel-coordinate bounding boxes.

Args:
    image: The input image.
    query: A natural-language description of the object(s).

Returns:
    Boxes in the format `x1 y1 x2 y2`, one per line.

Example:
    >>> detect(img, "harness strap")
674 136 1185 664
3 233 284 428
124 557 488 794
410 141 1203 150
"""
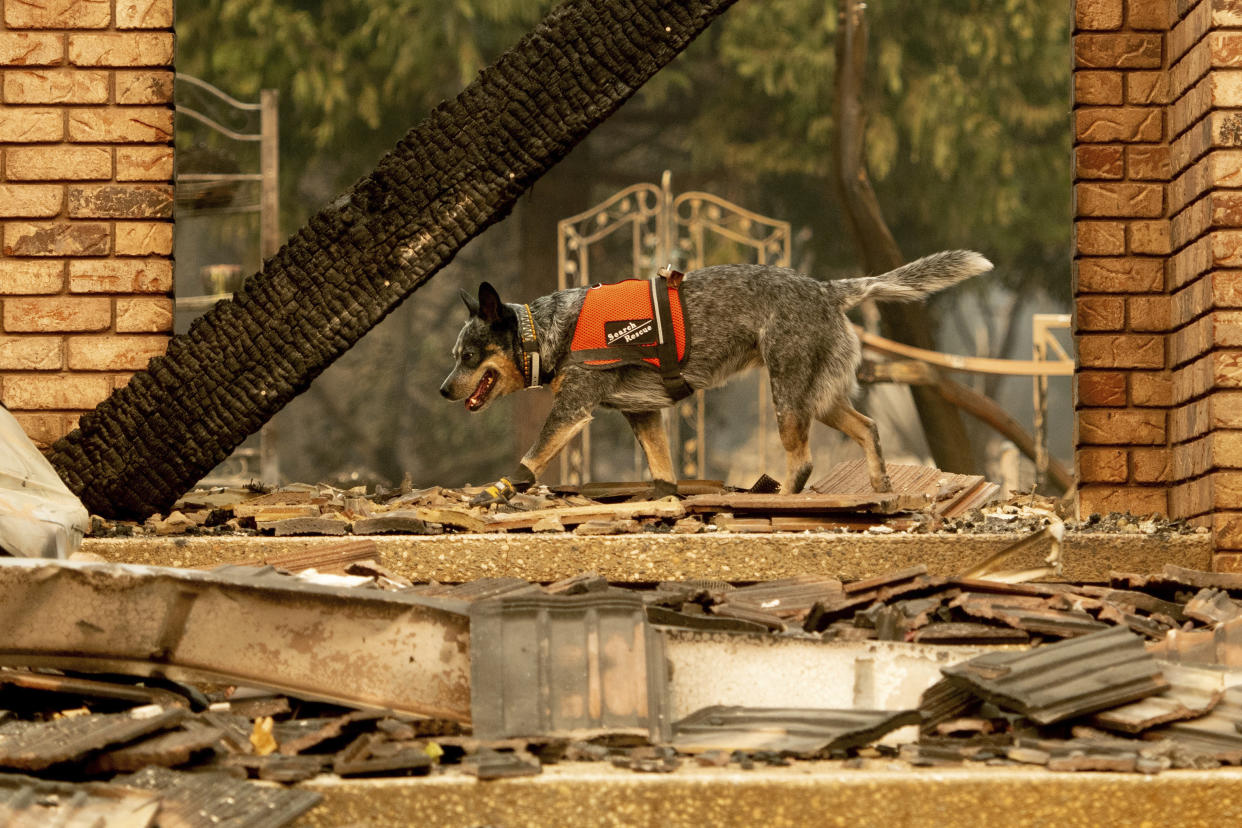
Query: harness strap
516 303 541 389
652 273 694 402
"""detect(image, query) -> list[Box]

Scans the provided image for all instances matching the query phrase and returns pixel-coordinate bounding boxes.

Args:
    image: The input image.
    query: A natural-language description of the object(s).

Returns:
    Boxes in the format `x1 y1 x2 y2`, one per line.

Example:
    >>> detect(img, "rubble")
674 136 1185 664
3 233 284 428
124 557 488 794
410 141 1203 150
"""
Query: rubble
4 546 1242 824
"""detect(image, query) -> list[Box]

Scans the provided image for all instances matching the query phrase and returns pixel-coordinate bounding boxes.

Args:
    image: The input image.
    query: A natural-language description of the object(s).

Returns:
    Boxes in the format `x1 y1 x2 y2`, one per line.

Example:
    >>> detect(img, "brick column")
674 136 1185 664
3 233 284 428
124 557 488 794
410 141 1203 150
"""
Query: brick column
0 0 173 448
1074 0 1173 518
1164 0 1242 566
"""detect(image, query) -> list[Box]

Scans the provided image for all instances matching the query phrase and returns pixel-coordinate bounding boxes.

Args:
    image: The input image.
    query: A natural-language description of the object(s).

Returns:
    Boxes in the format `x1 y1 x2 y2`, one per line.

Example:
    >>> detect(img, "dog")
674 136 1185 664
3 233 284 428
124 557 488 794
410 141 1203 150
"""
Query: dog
440 250 992 504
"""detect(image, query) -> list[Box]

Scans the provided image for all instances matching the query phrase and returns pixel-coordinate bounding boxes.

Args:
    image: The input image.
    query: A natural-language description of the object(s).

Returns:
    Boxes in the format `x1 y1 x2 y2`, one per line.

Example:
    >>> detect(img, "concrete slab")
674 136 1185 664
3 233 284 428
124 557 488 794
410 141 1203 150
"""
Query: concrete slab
83 530 1212 583
298 763 1242 827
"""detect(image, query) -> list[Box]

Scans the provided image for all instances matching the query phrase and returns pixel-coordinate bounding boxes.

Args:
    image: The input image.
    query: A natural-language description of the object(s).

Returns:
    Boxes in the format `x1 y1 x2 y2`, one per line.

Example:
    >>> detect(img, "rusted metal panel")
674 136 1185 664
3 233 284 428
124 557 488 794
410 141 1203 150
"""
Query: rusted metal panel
470 592 669 742
942 626 1167 725
0 559 471 722
671 706 920 755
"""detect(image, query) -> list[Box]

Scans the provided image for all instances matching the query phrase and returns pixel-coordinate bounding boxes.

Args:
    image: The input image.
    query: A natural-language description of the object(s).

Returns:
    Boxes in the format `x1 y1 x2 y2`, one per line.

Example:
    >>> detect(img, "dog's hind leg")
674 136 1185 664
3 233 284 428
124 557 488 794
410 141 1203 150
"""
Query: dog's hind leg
775 410 813 494
821 402 892 492
623 410 677 497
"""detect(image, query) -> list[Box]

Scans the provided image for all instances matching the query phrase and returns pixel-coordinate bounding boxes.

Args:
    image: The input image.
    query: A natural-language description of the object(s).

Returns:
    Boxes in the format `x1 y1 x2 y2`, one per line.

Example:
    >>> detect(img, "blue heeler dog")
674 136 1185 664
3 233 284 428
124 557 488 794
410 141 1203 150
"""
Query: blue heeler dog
440 250 992 505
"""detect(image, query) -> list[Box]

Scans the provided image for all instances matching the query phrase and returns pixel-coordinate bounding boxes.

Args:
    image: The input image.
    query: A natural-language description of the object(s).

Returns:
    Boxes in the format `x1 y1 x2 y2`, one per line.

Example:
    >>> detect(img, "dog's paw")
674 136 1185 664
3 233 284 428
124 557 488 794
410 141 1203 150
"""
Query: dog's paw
872 475 893 493
469 477 517 506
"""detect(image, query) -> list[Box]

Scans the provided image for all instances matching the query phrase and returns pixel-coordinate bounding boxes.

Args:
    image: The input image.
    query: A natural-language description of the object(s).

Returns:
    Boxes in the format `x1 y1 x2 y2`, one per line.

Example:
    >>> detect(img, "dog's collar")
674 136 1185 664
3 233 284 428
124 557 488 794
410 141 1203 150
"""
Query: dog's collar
517 304 542 389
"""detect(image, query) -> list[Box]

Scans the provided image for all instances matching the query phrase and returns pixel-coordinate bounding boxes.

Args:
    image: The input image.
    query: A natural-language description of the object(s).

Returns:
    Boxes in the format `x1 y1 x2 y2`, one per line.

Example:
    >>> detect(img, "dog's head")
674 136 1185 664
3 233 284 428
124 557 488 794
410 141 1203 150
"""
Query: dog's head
439 282 527 412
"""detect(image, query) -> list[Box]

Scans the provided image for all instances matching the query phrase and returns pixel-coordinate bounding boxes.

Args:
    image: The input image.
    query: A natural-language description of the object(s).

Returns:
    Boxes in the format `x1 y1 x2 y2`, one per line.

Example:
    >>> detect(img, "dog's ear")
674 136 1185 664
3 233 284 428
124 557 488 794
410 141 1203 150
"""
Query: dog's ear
460 288 480 317
477 281 504 324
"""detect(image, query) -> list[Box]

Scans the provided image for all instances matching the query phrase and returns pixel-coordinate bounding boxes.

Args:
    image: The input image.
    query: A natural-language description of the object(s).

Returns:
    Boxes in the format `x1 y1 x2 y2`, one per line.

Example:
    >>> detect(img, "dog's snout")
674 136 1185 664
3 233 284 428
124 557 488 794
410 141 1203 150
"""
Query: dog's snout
439 380 453 399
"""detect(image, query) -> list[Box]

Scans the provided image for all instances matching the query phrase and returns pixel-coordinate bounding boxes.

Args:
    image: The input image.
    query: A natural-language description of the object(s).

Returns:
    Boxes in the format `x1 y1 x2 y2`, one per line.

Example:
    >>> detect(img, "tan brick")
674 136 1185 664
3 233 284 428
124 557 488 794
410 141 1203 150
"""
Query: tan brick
1077 0 1123 29
114 221 171 255
0 184 61 218
1131 370 1173 406
1126 145 1170 179
1215 550 1242 569
1128 295 1171 330
1216 430 1242 469
0 109 63 143
1075 33 1163 68
1173 352 1215 402
1170 236 1212 289
114 295 171 332
1075 70 1124 104
1076 145 1125 179
1078 372 1129 406
2 296 109 332
1075 108 1163 143
4 0 110 29
67 184 172 219
1076 295 1126 330
6 145 111 181
67 334 166 370
1171 397 1211 442
1216 512 1242 549
1078 408 1166 444
68 33 172 67
114 70 173 105
1174 434 1214 480
1131 447 1170 482
1169 1 1209 64
1076 182 1164 217
1213 31 1242 68
0 33 63 66
0 261 63 294
10 411 73 448
0 336 61 370
67 258 171 293
3 222 109 256
1079 485 1168 516
3 69 108 104
1215 350 1242 390
1170 476 1213 517
1214 229 1242 268
1076 257 1165 292
115 146 172 181
1126 70 1168 104
68 108 171 143
1079 333 1165 368
1126 0 1169 30
1078 447 1128 482
2 372 111 410
1129 220 1171 254
1216 70 1242 110
116 0 172 29
111 372 132 390
1076 221 1126 255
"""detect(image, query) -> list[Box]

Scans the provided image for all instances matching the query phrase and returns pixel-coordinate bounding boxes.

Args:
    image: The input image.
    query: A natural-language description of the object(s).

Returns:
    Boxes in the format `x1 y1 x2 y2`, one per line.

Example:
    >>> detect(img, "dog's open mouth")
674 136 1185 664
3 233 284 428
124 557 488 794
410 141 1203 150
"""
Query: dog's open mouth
466 369 497 411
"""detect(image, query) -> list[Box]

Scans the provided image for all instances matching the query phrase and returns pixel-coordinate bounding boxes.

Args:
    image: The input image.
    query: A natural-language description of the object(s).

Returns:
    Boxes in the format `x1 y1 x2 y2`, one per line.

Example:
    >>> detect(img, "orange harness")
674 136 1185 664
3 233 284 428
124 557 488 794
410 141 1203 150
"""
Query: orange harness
565 271 693 401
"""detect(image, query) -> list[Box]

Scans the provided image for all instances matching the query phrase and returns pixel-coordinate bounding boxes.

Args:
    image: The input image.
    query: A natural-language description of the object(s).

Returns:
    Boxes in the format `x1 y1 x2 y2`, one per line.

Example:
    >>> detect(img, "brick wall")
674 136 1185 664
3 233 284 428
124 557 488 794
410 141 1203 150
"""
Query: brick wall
1075 0 1242 567
0 0 173 448
1074 0 1174 518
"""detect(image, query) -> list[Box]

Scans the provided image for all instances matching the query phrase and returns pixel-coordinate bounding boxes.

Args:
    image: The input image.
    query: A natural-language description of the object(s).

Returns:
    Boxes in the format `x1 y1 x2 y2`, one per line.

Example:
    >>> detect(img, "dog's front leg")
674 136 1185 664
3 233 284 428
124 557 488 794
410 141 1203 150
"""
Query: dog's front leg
623 410 677 497
470 371 604 505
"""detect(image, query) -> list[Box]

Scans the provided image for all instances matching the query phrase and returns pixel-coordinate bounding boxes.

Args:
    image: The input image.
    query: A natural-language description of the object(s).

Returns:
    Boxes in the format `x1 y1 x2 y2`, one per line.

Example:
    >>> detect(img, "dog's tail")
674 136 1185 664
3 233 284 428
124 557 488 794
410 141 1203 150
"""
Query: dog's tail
832 250 992 310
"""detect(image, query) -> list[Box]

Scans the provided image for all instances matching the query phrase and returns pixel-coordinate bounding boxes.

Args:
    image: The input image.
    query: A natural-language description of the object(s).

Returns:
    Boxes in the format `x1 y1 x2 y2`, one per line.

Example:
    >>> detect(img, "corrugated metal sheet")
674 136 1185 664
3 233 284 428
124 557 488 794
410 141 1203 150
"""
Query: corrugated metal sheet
120 766 321 827
671 706 920 755
810 460 999 518
0 707 184 771
1145 686 1242 763
0 774 160 828
470 591 669 742
1093 663 1228 734
942 626 1167 725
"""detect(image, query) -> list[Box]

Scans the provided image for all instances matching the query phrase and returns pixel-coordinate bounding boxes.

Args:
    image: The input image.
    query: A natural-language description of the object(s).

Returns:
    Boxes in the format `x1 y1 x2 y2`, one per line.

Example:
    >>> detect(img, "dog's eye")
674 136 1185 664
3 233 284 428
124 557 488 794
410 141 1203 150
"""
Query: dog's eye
462 349 477 364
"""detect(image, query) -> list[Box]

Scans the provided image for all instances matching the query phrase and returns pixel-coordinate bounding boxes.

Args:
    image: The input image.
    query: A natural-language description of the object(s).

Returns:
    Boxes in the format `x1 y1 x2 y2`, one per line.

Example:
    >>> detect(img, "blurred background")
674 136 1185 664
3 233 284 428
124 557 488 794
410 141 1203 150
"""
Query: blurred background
172 0 1072 493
